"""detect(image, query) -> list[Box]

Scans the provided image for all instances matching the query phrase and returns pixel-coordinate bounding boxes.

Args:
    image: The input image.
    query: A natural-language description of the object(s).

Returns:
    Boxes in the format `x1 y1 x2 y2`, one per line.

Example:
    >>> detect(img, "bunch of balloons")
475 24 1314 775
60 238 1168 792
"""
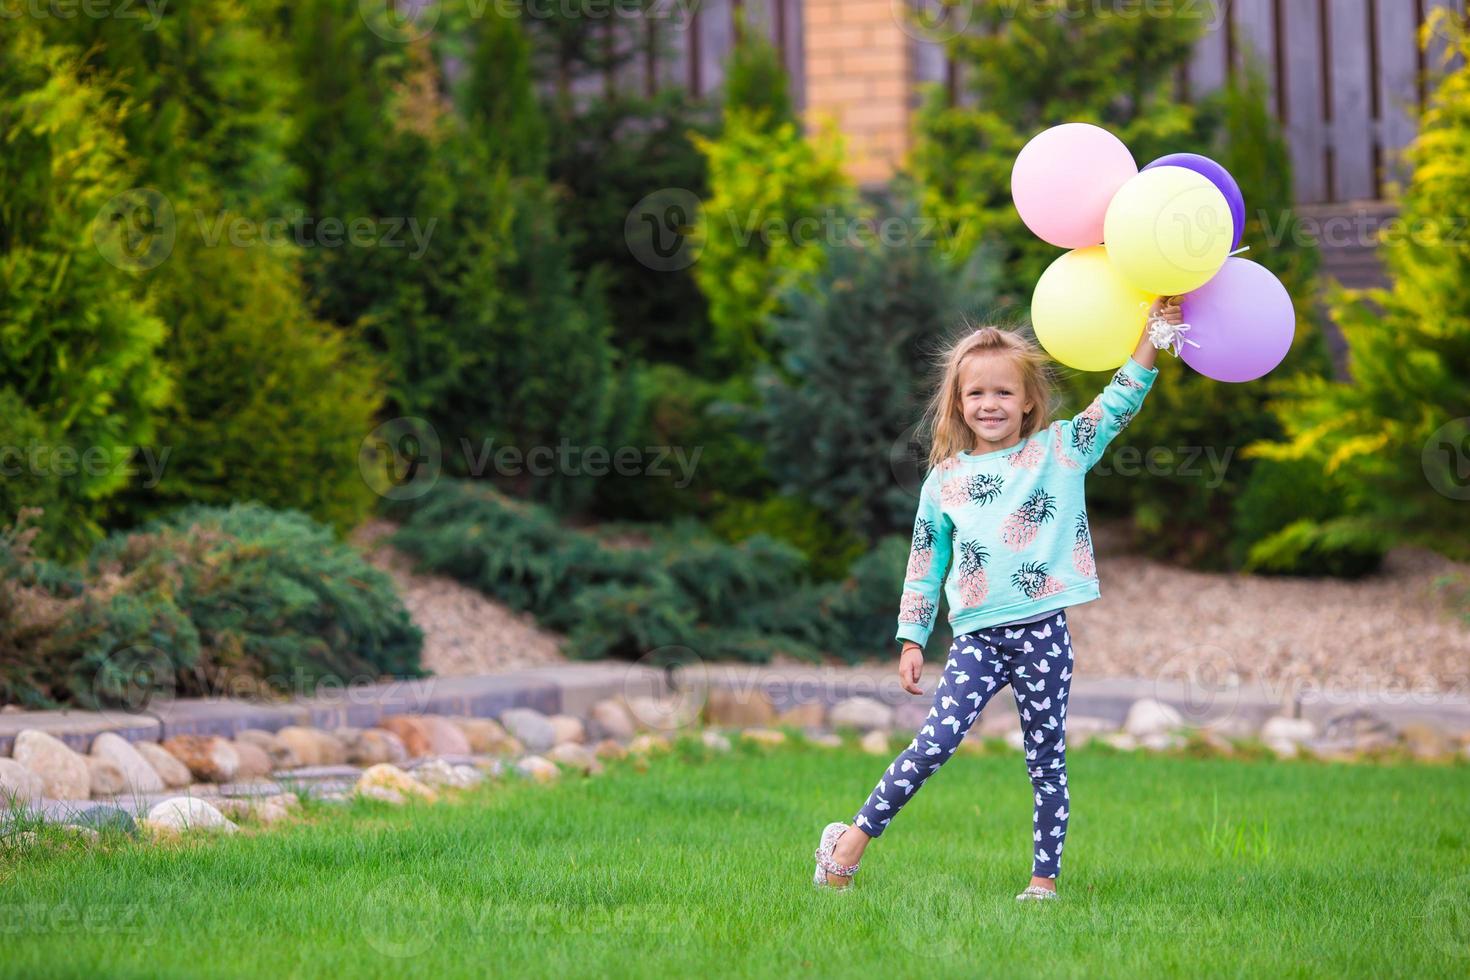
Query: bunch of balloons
1013 122 1295 381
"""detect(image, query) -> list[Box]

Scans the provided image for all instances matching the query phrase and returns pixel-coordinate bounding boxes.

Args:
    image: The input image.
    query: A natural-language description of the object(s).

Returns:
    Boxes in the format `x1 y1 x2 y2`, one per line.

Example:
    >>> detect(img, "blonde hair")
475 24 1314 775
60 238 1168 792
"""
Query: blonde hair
919 318 1059 471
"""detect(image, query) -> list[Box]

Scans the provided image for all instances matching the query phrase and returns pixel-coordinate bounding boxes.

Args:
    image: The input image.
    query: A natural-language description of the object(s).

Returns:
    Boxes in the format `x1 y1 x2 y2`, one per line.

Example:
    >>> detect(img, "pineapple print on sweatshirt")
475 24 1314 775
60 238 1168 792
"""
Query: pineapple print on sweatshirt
896 354 1159 650
1071 513 1095 578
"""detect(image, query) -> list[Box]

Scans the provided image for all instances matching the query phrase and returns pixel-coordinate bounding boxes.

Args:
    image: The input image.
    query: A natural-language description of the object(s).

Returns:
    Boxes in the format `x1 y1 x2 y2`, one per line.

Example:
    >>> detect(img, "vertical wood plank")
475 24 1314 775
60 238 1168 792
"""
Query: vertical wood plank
1329 0 1376 199
783 0 805 113
1282 1 1327 203
1424 0 1466 73
700 0 734 99
1376 0 1421 189
1189 11 1229 97
742 0 777 41
1232 0 1279 95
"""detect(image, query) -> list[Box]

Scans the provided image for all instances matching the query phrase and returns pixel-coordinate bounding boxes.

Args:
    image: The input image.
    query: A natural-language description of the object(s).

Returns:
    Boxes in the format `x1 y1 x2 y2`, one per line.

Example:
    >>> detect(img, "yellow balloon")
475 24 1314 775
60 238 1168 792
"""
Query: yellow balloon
1031 247 1153 372
1103 166 1233 295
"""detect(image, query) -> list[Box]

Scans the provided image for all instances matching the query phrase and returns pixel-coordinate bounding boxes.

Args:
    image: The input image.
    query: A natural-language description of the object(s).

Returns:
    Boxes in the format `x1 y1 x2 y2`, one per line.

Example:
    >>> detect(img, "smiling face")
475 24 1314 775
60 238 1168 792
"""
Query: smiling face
957 353 1035 454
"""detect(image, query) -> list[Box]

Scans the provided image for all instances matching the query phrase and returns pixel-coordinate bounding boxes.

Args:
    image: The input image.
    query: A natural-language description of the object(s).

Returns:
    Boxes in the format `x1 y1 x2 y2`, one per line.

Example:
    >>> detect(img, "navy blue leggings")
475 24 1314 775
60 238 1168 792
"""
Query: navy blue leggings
853 611 1073 878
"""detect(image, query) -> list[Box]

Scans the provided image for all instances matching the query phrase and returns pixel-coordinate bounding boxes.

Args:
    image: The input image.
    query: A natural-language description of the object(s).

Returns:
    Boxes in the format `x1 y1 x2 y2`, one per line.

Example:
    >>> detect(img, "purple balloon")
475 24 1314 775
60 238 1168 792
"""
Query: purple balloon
1143 152 1246 251
1177 258 1294 382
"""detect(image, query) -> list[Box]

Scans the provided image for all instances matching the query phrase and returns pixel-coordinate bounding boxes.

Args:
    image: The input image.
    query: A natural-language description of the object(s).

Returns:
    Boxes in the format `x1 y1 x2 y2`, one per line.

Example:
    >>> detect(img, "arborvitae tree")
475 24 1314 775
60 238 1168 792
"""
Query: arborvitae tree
752 182 1001 543
546 87 717 368
1090 56 1334 568
722 6 797 133
460 2 550 178
44 0 384 535
909 0 1204 306
1243 11 1470 567
0 28 170 560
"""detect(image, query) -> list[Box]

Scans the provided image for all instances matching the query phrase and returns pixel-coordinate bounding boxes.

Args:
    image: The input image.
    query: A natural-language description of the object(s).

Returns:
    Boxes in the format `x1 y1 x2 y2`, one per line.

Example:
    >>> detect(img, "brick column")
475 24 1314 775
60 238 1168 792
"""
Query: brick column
803 0 911 187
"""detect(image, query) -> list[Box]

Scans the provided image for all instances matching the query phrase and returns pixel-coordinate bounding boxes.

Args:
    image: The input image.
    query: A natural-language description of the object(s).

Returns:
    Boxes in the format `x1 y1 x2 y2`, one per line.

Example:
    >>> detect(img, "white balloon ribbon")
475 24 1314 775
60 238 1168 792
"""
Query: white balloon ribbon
1146 313 1201 357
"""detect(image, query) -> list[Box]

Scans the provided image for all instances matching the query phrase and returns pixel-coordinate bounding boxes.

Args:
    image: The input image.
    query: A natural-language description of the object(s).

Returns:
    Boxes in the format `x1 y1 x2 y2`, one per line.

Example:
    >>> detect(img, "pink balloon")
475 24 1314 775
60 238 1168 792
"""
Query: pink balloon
1011 123 1138 249
1177 258 1295 382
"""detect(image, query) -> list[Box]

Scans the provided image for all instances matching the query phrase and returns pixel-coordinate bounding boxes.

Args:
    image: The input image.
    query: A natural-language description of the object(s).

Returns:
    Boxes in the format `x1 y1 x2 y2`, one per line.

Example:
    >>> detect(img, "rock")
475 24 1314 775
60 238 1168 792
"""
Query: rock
1306 708 1398 758
1400 723 1454 760
1201 714 1259 741
1004 729 1026 751
806 732 843 749
739 728 787 747
588 699 636 741
1192 728 1236 755
776 702 827 729
0 758 45 806
1265 738 1300 760
703 688 776 728
830 697 894 732
498 708 557 753
1139 732 1185 752
12 730 91 800
623 695 698 733
377 716 435 758
263 793 301 811
452 718 513 754
546 743 602 775
860 730 892 755
627 733 671 755
1260 716 1317 744
514 756 560 783
548 714 586 746
275 727 347 767
230 741 275 779
71 805 138 836
356 763 438 802
236 730 301 769
415 758 483 789
213 798 253 820
160 736 240 783
341 728 409 767
89 733 165 795
891 700 932 733
134 741 192 789
593 738 628 760
1123 699 1185 738
700 730 732 753
418 716 472 756
146 797 238 833
86 756 127 796
1061 716 1117 749
136 819 180 842
359 785 407 805
1099 732 1139 751
471 757 506 779
58 825 100 843
251 801 292 825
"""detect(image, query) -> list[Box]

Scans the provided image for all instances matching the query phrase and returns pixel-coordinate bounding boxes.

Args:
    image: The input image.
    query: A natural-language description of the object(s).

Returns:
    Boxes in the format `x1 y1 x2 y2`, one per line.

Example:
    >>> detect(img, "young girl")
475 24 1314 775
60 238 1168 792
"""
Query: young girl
812 299 1178 901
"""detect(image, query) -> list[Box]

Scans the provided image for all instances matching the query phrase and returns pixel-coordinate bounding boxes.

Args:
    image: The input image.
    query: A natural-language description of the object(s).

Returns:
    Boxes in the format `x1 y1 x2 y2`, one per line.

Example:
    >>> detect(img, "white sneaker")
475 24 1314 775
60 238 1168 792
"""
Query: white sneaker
1015 884 1059 901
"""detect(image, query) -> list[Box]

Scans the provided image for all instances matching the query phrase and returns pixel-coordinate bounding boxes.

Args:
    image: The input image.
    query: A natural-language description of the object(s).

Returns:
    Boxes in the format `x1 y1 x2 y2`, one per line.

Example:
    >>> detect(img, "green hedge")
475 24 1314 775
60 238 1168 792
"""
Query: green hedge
0 504 423 709
389 481 910 664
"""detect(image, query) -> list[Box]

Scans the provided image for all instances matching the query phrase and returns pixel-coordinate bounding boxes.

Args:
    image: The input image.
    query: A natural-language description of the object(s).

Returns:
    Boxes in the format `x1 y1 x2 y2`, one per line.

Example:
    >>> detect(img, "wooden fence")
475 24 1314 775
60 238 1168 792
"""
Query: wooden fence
543 0 1466 206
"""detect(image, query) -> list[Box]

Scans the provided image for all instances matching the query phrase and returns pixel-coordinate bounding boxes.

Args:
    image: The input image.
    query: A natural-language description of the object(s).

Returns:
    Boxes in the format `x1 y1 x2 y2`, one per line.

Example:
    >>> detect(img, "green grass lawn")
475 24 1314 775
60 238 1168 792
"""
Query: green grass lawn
2 735 1468 979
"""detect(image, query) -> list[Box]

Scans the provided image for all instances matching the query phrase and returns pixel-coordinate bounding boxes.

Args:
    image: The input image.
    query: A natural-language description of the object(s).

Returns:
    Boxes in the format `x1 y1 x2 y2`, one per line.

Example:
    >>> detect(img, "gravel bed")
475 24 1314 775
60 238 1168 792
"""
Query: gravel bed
350 520 568 675
353 518 1470 695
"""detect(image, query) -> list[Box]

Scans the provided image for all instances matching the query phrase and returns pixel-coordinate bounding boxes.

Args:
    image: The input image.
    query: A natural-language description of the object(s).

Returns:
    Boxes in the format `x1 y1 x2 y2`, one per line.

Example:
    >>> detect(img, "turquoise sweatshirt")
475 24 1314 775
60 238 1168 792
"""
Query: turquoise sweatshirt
895 354 1160 650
